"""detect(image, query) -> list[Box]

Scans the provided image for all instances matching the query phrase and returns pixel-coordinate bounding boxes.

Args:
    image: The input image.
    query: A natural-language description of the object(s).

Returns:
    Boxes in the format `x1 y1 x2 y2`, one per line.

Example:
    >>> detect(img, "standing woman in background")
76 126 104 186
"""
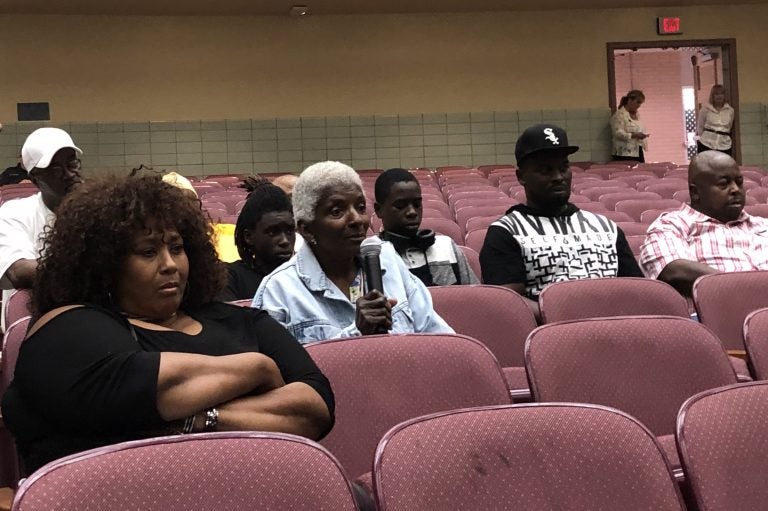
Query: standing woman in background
611 90 649 163
697 84 735 155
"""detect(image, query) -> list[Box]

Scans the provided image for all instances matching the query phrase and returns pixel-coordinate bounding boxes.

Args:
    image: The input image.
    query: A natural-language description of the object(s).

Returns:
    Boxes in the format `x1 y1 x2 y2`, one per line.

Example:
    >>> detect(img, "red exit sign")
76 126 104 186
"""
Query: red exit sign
657 17 682 35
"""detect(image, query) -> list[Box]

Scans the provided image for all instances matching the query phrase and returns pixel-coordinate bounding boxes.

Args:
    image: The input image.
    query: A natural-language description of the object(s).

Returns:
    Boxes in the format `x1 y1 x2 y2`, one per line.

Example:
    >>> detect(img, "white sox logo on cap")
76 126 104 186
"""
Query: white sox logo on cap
543 128 559 145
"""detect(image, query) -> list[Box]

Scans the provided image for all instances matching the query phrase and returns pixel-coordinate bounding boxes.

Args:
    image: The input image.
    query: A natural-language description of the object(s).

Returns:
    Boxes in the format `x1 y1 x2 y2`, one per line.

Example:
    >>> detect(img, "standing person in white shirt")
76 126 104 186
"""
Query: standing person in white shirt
697 84 735 156
611 89 649 163
0 128 83 328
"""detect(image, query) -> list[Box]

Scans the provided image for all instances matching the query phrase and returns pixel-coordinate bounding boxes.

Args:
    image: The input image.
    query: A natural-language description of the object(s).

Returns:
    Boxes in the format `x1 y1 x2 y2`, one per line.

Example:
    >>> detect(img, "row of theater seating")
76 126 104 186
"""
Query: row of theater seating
5 327 768 510
4 273 768 500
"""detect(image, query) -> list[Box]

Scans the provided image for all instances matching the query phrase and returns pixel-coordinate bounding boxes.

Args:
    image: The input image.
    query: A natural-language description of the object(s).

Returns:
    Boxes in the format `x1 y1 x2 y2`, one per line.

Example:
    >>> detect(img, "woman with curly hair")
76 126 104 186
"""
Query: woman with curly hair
1 174 334 475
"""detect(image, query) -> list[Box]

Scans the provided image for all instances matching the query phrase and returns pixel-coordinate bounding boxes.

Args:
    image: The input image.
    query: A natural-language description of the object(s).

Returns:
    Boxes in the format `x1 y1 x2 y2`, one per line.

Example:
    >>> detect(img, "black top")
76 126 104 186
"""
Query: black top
0 164 28 186
2 302 334 474
480 203 642 298
220 260 266 302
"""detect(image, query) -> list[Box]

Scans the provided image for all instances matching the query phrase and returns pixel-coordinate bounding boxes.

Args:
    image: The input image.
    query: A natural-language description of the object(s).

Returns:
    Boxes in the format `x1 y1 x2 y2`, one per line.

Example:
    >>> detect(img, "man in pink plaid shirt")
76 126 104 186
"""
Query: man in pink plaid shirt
640 151 768 297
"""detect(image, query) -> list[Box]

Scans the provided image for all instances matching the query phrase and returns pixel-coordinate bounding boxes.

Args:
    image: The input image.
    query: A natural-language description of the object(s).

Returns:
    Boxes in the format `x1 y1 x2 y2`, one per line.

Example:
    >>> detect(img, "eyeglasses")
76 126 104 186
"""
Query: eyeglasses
35 158 82 176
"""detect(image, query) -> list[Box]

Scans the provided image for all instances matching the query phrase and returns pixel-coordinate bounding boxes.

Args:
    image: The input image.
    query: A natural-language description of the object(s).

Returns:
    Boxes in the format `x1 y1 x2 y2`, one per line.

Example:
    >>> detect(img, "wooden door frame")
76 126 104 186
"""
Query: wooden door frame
607 39 740 163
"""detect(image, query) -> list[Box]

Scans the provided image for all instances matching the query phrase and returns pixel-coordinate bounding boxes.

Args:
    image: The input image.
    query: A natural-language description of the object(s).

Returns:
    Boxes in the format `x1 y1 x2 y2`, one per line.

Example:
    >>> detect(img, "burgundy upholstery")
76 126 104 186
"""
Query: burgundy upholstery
463 228 487 254
455 205 510 235
526 316 737 435
615 222 649 236
677 381 768 511
456 246 481 283
747 187 768 204
448 191 507 210
600 210 635 222
744 307 768 379
642 182 690 199
538 277 689 324
693 271 768 353
4 289 32 328
525 316 737 474
579 186 631 201
744 204 768 218
626 235 646 258
419 218 463 246
0 317 28 488
465 215 499 234
599 191 662 210
373 403 685 511
639 208 679 224
636 179 688 192
429 285 537 398
306 334 511 479
12 432 358 511
615 199 681 222
611 175 659 188
228 299 253 307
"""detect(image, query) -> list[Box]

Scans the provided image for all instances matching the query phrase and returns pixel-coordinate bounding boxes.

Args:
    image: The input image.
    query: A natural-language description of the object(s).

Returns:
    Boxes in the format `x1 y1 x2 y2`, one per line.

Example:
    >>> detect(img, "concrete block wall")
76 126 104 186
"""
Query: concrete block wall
0 106 764 177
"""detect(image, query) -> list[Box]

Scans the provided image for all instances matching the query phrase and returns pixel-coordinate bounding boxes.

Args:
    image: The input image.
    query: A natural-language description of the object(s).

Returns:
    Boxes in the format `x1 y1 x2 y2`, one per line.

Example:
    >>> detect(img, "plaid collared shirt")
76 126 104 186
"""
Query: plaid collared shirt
640 203 768 279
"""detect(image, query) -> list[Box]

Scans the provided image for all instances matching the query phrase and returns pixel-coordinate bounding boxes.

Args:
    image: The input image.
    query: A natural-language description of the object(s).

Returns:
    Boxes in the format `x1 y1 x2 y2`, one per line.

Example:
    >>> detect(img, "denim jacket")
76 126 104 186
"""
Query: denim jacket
253 241 454 344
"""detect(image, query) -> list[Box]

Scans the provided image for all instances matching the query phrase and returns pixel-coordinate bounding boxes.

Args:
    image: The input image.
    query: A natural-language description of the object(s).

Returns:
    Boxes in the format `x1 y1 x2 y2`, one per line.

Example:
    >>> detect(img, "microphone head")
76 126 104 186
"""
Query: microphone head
360 237 382 257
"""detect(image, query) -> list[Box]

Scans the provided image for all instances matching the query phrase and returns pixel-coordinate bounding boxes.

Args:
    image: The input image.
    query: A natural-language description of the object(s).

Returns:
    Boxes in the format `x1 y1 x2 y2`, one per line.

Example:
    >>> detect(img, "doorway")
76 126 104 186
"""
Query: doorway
607 39 739 164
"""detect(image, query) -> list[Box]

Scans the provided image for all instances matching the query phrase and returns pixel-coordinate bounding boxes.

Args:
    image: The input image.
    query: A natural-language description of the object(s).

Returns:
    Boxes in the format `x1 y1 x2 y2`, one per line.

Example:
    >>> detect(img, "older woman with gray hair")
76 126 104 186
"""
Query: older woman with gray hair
253 161 452 344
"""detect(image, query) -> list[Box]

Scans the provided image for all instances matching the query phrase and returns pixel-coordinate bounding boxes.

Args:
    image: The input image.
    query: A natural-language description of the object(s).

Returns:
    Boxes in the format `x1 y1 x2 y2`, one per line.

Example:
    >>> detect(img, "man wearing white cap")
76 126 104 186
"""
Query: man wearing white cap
0 127 83 326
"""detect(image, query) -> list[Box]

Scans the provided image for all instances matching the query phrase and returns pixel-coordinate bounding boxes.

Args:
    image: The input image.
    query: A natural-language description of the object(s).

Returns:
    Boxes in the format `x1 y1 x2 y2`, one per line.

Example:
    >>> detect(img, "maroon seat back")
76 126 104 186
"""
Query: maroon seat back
599 191 662 210
429 285 536 394
419 218 463 245
463 228 488 254
615 199 681 222
677 381 768 511
374 403 685 511
538 278 689 324
4 289 32 328
306 334 511 479
525 316 737 436
12 432 358 510
0 316 29 488
744 307 768 379
456 246 481 282
693 271 768 353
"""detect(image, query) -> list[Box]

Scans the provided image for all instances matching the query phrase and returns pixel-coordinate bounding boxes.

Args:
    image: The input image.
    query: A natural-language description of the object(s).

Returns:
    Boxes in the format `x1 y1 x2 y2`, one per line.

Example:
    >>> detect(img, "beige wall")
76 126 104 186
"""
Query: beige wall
1 4 767 122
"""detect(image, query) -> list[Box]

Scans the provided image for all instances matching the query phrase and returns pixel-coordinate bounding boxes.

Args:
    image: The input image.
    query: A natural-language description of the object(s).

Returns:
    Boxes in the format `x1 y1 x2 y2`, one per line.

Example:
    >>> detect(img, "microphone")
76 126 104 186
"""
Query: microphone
360 238 384 294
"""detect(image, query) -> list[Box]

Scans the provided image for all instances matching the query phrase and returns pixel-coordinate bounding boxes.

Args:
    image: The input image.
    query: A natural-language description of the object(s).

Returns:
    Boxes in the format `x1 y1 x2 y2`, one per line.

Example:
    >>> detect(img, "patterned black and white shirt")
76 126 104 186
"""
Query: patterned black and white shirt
479 203 642 298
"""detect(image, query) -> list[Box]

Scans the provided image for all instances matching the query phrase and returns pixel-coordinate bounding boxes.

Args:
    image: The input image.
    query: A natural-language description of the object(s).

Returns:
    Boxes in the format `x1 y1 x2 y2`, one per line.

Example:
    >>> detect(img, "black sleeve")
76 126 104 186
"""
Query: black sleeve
12 307 164 434
218 265 240 302
615 227 644 277
479 225 527 285
244 308 335 431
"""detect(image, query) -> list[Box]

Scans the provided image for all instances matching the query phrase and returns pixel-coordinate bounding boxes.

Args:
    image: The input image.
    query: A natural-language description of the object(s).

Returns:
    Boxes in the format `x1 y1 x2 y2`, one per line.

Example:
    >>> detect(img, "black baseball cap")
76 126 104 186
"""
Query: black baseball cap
515 123 579 165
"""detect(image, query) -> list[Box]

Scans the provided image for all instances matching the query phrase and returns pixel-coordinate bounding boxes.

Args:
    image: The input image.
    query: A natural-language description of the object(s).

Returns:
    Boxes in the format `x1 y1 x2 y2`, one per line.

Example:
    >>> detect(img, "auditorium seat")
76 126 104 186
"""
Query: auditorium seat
747 187 768 204
639 207 679 224
420 218 463 245
465 215 499 234
455 205 510 237
744 307 768 379
693 271 768 355
636 179 688 193
456 246 481 282
12 432 358 511
615 222 648 236
463 228 487 254
538 278 688 324
615 199 681 222
676 381 768 511
744 204 768 218
306 333 511 482
525 315 737 478
610 175 659 188
429 285 537 399
642 182 689 199
580 186 635 202
600 211 635 222
373 403 685 511
0 316 31 487
600 191 662 211
3 289 31 329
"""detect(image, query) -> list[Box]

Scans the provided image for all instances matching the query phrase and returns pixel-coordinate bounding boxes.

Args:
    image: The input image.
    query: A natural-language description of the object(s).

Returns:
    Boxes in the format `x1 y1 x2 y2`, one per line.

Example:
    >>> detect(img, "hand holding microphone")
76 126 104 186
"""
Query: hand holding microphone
356 239 397 335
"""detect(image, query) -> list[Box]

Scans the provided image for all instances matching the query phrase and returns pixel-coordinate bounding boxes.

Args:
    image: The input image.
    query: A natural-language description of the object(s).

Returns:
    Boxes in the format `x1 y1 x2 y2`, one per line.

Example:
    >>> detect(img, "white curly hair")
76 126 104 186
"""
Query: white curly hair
293 161 364 223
